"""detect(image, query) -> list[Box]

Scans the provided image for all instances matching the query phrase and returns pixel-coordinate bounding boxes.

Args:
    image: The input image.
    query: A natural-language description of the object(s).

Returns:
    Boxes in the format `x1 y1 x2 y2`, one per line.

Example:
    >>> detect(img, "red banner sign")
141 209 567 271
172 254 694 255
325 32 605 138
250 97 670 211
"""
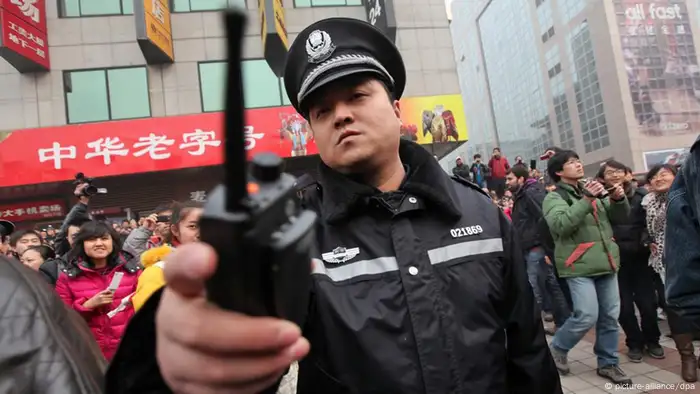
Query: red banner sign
0 107 317 187
0 0 49 71
0 199 66 221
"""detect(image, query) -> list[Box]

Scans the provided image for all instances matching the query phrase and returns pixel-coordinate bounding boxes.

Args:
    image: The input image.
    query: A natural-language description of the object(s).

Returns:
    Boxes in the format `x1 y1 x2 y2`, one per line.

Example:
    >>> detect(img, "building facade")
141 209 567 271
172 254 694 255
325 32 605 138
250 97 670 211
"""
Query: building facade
0 0 457 129
0 0 463 227
446 0 700 174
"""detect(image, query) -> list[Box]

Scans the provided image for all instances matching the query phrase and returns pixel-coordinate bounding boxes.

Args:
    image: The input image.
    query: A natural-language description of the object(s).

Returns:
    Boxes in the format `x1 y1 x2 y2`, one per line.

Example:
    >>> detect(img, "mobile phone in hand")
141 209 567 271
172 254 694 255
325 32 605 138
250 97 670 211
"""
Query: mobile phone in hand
108 272 124 292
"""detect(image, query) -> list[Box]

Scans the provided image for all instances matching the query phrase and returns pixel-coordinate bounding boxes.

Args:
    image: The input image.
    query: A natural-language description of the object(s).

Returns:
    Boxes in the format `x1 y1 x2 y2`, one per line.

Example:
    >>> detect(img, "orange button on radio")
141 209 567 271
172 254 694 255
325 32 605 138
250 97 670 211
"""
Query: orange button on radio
247 182 260 194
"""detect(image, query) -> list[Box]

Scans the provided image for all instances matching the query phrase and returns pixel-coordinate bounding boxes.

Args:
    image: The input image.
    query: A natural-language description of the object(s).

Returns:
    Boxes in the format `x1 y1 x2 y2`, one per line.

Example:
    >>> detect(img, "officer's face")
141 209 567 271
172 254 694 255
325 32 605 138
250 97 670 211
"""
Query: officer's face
307 78 401 173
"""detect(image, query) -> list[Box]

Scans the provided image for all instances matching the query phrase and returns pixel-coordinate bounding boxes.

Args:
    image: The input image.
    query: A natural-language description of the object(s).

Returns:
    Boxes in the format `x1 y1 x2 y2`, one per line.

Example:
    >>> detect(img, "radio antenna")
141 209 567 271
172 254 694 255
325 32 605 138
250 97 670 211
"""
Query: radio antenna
224 9 248 212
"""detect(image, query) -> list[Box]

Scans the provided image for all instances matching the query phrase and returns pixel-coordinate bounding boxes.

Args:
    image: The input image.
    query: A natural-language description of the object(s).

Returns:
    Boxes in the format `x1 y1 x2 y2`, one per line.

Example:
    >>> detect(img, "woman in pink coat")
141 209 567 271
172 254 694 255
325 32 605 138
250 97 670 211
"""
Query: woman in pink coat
55 221 142 360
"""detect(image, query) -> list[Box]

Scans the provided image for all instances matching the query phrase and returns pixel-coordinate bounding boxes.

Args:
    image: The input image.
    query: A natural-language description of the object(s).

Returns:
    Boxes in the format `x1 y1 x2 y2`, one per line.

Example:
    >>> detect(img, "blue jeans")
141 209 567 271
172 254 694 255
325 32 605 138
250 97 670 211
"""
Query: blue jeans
551 274 621 367
526 248 547 306
525 248 570 327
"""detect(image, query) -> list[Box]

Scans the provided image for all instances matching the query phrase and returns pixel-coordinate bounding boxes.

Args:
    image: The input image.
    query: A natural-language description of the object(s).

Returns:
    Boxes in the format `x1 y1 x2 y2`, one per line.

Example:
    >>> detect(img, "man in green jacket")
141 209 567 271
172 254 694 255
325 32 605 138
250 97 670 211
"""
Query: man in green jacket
543 150 632 385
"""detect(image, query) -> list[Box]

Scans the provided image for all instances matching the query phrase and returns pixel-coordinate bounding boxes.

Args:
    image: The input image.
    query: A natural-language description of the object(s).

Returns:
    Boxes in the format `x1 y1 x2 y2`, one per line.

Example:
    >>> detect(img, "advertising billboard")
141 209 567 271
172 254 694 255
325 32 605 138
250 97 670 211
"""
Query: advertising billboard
0 0 49 72
0 94 469 187
398 94 468 144
643 147 690 170
135 0 174 64
616 0 700 138
259 0 288 77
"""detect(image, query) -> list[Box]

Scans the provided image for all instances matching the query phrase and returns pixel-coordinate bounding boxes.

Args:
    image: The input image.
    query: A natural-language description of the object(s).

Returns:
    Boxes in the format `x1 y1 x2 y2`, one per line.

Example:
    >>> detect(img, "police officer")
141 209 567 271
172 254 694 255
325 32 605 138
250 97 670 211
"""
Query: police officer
107 17 562 394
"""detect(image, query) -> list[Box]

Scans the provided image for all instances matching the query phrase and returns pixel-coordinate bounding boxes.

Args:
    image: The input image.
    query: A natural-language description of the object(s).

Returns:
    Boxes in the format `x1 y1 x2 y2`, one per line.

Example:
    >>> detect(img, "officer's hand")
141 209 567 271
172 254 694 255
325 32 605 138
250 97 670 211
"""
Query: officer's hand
156 243 310 394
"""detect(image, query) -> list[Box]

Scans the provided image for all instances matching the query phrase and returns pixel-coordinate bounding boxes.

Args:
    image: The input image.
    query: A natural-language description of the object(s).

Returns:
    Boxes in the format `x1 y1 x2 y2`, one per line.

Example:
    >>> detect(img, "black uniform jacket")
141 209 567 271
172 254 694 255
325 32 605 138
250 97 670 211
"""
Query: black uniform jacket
106 140 562 394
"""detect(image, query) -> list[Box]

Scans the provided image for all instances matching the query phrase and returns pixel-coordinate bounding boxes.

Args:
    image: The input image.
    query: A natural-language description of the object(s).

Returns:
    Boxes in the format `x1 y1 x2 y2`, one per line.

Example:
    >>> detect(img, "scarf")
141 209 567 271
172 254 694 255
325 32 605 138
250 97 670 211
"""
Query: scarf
642 191 668 275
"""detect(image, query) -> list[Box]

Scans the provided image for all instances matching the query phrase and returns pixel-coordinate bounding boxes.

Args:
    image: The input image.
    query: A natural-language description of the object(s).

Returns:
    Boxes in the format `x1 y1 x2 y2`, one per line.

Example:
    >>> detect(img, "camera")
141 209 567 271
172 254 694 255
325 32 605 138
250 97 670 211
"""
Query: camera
579 179 609 199
74 173 108 197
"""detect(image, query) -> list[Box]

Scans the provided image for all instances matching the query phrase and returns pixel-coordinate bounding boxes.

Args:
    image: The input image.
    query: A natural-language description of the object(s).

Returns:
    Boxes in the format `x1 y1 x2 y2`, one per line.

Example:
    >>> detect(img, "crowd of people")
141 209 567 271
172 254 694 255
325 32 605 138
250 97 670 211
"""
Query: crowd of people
0 182 204 362
1 15 700 394
453 144 699 383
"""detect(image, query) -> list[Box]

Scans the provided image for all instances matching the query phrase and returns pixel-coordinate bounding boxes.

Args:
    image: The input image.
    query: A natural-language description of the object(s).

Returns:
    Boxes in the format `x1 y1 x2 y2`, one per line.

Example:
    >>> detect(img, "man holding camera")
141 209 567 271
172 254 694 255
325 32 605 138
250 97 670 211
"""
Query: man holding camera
543 150 631 384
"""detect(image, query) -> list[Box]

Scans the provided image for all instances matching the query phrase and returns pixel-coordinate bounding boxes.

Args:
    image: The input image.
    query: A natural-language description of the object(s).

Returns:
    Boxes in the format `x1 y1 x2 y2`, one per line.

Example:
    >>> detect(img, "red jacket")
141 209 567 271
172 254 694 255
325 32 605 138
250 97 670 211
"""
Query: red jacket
488 157 510 179
55 253 142 360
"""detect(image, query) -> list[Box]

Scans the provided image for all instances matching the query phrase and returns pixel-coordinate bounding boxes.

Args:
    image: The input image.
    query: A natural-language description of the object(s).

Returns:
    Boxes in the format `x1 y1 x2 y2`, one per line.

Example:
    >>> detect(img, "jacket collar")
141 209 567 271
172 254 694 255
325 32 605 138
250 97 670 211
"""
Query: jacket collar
63 251 140 278
515 178 539 198
317 139 463 224
557 181 583 198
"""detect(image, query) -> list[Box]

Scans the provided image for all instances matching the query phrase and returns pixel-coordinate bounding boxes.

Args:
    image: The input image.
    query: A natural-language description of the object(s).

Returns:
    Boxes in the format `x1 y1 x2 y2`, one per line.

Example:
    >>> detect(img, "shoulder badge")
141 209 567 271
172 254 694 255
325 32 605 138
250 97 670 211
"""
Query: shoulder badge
306 30 336 64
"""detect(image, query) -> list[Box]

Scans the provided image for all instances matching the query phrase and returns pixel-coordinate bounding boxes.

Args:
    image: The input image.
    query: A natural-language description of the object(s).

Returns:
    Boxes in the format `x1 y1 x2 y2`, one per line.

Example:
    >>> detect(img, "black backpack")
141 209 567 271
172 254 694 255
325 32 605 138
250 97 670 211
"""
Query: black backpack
532 188 572 255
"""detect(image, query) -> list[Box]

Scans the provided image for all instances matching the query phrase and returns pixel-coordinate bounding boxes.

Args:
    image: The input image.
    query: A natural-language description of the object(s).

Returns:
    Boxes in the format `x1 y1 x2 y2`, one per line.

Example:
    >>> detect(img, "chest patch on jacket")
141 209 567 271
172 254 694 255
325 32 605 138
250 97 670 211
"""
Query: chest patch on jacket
322 246 360 264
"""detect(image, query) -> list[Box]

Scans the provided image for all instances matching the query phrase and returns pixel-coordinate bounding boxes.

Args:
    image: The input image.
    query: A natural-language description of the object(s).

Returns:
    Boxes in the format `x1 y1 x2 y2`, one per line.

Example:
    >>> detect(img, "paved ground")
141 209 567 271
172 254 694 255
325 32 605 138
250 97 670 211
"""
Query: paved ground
560 319 700 394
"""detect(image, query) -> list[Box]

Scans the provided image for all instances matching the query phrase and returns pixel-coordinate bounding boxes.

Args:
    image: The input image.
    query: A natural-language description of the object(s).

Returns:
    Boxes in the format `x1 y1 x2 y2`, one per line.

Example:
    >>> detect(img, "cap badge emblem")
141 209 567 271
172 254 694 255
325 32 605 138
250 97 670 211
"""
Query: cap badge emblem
305 30 335 64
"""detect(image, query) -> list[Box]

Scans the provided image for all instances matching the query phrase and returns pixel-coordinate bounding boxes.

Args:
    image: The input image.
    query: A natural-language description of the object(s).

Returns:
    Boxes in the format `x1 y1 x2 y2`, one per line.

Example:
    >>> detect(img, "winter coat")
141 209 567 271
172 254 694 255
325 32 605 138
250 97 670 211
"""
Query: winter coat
55 252 142 360
543 182 629 278
132 245 173 311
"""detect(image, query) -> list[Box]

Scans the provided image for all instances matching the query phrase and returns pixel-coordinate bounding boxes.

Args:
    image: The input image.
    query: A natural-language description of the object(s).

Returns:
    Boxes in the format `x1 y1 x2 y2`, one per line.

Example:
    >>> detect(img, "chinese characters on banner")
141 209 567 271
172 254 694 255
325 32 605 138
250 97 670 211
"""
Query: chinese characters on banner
0 107 315 187
0 94 468 188
616 0 700 138
0 199 66 221
0 0 50 72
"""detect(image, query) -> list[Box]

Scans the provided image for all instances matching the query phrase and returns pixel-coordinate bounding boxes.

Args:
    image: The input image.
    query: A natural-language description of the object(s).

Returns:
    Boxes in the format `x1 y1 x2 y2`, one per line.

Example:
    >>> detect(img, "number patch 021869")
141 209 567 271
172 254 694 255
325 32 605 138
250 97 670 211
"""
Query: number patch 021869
450 225 484 238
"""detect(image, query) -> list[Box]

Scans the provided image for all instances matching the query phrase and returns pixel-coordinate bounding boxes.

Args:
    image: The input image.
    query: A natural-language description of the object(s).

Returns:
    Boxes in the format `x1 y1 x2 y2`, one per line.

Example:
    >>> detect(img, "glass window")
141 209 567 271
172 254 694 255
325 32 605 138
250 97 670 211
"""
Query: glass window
107 68 151 120
61 0 133 17
477 0 553 166
66 71 110 124
65 67 151 124
566 21 609 153
294 0 361 7
173 0 245 12
199 60 288 112
559 0 586 23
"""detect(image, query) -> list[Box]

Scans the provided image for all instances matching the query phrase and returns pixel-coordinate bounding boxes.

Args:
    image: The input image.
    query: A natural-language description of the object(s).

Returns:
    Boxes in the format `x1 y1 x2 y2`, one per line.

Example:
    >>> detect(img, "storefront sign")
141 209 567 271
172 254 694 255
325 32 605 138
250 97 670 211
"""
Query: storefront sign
135 0 173 64
364 0 397 43
616 0 699 138
0 0 50 72
259 0 287 77
0 199 66 221
90 207 124 216
189 190 207 202
0 94 468 187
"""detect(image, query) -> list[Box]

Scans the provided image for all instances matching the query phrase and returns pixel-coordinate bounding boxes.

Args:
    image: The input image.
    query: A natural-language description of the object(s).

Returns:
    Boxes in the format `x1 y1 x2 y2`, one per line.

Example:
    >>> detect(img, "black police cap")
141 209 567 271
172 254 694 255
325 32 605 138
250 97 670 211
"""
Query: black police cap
283 18 406 116
0 220 15 238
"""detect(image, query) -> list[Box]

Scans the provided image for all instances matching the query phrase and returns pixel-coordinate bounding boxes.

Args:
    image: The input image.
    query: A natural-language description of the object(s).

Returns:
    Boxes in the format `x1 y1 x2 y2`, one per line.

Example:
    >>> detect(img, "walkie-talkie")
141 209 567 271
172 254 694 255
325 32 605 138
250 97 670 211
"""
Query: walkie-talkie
200 9 317 328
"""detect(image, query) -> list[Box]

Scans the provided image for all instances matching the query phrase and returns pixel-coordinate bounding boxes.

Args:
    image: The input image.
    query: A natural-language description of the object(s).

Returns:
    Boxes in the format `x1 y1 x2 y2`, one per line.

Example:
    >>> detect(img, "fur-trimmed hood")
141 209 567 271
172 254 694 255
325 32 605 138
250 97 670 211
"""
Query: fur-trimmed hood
140 245 173 269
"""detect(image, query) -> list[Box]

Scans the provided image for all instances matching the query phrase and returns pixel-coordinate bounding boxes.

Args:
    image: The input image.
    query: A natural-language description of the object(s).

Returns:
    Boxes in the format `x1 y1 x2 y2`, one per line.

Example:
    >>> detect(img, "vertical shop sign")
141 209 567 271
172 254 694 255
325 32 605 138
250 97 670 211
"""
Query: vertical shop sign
364 0 397 43
0 0 50 72
135 0 174 64
259 0 288 77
